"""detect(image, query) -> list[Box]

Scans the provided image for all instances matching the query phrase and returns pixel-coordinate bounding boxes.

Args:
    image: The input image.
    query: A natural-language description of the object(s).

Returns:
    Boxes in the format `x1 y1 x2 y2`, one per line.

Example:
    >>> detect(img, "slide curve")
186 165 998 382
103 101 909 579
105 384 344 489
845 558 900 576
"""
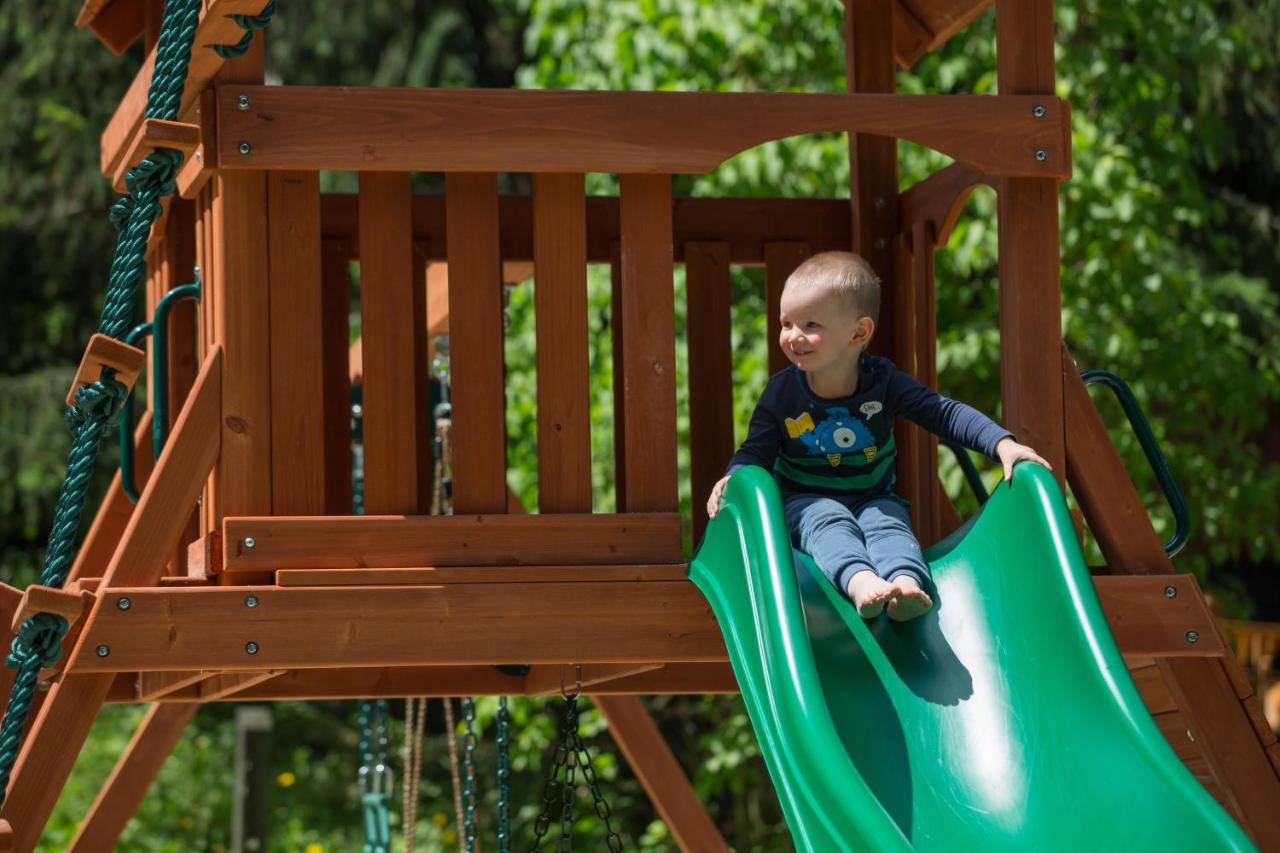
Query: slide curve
689 464 1252 851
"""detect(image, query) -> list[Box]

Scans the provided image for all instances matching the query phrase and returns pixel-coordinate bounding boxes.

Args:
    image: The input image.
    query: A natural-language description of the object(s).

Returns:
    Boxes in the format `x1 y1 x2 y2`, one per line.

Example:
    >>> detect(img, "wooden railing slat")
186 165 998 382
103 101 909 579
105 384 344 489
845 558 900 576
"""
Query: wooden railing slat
763 242 810 375
685 242 734 542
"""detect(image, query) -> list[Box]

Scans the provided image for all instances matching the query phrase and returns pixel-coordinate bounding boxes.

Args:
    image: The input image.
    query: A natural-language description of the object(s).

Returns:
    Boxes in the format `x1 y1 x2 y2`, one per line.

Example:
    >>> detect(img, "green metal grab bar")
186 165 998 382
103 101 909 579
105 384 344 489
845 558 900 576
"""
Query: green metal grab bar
117 277 201 503
1081 369 1191 557
940 439 989 505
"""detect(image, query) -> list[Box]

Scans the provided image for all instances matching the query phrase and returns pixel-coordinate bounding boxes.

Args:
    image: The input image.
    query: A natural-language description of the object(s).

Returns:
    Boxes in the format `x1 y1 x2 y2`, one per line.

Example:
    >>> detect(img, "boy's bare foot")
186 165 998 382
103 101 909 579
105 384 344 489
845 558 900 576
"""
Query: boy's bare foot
846 570 896 619
887 576 933 622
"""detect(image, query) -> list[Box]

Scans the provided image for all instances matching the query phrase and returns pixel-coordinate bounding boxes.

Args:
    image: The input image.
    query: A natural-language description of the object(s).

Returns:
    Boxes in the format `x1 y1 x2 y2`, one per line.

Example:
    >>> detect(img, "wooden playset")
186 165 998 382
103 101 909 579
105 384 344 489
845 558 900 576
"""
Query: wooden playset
1 0 1278 849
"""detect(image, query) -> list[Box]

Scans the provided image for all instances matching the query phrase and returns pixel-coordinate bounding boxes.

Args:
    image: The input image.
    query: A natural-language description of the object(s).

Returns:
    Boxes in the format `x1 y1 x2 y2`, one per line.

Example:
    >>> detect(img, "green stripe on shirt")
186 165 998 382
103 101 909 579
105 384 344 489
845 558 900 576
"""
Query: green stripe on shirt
774 450 897 491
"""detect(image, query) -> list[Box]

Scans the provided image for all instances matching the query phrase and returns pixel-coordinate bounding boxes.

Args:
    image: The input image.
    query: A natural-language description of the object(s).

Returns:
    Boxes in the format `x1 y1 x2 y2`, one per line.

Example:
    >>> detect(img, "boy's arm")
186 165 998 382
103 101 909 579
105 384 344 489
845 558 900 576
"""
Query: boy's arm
888 368 1013 459
725 396 782 475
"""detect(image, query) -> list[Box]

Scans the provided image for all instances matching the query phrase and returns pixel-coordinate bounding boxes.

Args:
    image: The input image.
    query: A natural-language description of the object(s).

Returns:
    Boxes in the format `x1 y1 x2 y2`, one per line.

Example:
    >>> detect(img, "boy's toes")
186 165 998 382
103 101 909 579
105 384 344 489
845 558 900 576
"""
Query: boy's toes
887 582 933 622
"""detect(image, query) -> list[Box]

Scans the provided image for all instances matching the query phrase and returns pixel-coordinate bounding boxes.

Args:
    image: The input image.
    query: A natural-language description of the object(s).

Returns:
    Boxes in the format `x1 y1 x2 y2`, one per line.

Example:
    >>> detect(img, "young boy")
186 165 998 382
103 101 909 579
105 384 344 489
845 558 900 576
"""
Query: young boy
706 252 1049 621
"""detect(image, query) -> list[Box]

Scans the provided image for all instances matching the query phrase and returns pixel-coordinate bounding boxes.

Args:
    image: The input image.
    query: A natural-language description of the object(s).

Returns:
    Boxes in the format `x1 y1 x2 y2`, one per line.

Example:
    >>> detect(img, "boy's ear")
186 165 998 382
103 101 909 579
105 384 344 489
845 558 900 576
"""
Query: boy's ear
851 316 875 347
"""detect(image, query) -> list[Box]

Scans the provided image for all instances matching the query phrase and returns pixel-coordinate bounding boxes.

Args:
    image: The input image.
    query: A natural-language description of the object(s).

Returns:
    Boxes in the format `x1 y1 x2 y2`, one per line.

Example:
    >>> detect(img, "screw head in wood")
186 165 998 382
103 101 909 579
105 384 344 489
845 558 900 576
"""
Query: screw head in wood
238 94 251 110
245 594 259 609
1164 585 1177 598
238 141 252 155
245 641 260 655
1185 630 1199 644
1033 104 1046 118
1034 149 1048 162
96 644 110 658
116 597 131 611
244 537 257 550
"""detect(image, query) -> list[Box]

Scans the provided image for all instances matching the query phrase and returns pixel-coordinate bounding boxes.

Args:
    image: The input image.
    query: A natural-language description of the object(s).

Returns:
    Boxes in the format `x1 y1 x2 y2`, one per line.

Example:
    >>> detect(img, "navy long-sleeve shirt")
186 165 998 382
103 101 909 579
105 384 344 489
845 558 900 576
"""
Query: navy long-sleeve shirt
727 356 1012 498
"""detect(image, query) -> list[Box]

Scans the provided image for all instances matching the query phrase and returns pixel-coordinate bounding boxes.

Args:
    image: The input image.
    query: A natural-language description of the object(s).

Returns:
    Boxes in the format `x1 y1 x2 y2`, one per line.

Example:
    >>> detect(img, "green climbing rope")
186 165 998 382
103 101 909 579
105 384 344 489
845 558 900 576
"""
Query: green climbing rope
0 0 275 806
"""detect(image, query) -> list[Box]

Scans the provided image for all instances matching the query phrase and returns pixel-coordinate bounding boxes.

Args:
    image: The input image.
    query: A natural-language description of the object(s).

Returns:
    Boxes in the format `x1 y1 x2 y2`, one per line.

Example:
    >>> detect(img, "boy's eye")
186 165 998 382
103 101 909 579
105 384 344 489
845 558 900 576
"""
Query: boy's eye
806 322 821 329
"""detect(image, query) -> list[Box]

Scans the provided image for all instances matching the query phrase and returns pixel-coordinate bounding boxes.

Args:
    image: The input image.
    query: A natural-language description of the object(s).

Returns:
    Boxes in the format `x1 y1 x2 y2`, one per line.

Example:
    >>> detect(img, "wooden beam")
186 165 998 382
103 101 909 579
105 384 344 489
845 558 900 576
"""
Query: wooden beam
77 0 144 55
685 242 734 543
100 0 273 177
533 173 592 512
446 173 507 514
595 696 731 853
358 172 420 514
217 87 1070 180
321 195 853 266
67 703 197 853
221 512 682 570
269 172 327 516
274 564 689 587
1093 575 1224 658
619 175 678 513
69 583 727 671
894 0 996 67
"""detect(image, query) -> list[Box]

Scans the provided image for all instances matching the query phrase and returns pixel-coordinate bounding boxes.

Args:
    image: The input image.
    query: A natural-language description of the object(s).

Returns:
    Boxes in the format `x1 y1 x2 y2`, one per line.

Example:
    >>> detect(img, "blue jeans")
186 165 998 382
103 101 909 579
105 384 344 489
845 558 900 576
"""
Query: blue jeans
783 493 930 597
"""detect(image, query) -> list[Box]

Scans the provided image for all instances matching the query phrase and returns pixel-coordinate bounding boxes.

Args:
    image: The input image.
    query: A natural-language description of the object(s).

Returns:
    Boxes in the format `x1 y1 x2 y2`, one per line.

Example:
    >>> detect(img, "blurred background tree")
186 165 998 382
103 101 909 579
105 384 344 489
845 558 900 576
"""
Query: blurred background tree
1 0 1277 849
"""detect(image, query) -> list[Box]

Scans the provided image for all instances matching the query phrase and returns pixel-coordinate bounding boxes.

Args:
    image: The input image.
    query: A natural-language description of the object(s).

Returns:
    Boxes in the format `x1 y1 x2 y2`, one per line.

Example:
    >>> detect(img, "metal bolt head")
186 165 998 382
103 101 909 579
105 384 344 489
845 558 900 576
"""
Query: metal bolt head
1033 104 1046 118
116 597 132 611
96 644 111 658
1164 585 1177 599
244 536 257 550
245 641 260 655
245 594 259 609
238 141 252 155
1034 149 1048 162
1185 630 1199 644
237 94 251 110
872 196 886 209
874 238 887 249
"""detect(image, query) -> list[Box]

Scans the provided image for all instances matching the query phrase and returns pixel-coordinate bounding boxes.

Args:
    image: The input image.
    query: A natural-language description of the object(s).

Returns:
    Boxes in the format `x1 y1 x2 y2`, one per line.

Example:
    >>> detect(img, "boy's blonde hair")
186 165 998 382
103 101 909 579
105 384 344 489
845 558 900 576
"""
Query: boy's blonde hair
784 251 881 324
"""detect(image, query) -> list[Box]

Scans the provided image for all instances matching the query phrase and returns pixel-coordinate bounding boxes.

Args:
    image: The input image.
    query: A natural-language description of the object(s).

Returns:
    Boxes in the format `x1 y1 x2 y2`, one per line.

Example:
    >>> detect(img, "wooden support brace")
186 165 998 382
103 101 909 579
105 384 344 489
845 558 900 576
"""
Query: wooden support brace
67 334 146 407
111 118 201 193
1093 575 1225 658
186 531 223 578
11 587 92 634
197 670 280 700
523 664 663 696
176 91 217 200
137 670 212 702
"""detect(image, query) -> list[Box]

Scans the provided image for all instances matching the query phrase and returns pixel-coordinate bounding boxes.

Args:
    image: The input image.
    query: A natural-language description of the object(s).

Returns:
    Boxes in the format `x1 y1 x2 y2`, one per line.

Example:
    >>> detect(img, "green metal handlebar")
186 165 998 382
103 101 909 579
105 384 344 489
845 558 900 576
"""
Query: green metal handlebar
1081 369 1191 557
941 439 989 505
117 277 201 503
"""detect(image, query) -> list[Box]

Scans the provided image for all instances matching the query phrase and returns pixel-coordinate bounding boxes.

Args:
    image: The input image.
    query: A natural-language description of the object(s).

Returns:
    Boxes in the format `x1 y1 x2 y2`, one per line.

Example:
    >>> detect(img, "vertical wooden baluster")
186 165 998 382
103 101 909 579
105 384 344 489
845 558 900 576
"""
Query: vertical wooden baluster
358 172 419 516
413 242 434 514
610 242 626 511
268 172 327 515
911 221 940 544
685 241 733 542
618 174 677 513
763 242 809 376
446 173 507 514
534 173 591 513
320 240 354 514
891 233 921 527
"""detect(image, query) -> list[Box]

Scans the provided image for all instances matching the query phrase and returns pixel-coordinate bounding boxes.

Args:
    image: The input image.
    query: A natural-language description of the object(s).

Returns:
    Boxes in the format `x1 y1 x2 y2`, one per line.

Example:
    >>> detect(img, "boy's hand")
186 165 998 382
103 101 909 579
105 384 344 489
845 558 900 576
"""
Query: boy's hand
995 437 1052 481
706 475 731 519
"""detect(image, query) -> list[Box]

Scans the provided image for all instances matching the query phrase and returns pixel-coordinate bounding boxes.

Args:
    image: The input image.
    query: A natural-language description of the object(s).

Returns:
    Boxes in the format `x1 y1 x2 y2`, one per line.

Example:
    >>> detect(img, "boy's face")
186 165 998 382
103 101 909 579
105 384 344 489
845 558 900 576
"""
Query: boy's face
778 286 874 374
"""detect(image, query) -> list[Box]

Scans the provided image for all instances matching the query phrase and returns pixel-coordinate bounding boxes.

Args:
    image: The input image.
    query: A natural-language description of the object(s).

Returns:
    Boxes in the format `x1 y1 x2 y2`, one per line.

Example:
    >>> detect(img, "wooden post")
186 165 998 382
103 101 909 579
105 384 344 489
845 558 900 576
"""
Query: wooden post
911 222 940 544
67 704 198 852
358 172 419 515
446 173 507 514
686 242 734 542
533 173 591 513
594 696 730 853
618 175 677 513
994 0 1065 482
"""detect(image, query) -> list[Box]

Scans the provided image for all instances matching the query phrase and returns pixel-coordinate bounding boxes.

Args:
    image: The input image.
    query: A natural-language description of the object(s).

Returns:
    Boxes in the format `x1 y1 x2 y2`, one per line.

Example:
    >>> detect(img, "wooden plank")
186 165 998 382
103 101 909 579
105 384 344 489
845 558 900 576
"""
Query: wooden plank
685 242 734 542
763 242 810 375
911 222 941 544
1128 664 1179 716
70 582 727 671
320 240 353 514
898 162 993 248
845 0 900 312
610 243 627 510
196 666 533 702
892 2 934 69
896 0 995 66
322 195 853 266
1092 575 1224 658
212 170 273 521
446 173 507 514
78 0 145 54
68 412 155 584
595 695 731 853
589 662 739 695
197 670 280 700
1152 710 1201 761
222 513 683 570
358 172 420 514
176 90 217 200
99 0 273 176
162 200 200 576
137 670 212 702
98 347 222 590
1160 657 1280 846
268 172 327 516
216 88 1069 180
67 702 196 852
1242 695 1278 748
0 585 24 713
533 173 592 512
619 175 678 513
524 664 662 697
995 0 1065 485
275 565 689 586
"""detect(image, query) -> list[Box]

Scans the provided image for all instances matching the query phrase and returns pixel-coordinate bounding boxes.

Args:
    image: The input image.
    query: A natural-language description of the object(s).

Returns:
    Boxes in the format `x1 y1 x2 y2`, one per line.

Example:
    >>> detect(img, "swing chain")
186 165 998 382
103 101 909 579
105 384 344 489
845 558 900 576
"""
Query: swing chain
462 697 479 852
497 696 513 853
357 699 392 853
529 694 623 852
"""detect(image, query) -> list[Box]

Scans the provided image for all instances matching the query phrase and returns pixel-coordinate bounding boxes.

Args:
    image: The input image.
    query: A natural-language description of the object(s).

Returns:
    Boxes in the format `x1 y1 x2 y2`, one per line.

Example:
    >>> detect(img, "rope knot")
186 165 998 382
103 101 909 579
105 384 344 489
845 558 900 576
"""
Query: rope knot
125 148 183 199
7 613 70 671
67 377 129 429
108 196 136 230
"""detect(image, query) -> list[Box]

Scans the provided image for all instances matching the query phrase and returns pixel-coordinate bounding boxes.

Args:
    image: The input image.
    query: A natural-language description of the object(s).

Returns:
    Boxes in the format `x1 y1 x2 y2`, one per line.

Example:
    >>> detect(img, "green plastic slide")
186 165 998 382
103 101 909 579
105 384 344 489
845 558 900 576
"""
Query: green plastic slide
690 464 1252 851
